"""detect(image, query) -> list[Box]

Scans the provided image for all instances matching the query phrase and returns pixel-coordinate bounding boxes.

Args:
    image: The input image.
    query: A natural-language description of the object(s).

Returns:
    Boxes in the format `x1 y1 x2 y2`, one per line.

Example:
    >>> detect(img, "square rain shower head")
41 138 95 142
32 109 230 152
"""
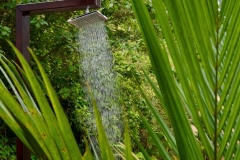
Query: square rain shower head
67 11 107 29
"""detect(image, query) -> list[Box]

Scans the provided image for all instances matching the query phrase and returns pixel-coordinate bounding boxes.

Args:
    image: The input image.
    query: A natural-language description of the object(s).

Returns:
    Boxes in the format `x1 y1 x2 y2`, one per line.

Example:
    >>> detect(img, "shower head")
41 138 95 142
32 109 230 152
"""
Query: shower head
68 11 107 29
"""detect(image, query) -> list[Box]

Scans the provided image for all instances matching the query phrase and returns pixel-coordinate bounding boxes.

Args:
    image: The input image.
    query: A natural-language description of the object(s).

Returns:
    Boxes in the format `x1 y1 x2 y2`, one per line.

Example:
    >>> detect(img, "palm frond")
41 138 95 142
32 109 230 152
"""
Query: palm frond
0 42 83 159
131 0 240 159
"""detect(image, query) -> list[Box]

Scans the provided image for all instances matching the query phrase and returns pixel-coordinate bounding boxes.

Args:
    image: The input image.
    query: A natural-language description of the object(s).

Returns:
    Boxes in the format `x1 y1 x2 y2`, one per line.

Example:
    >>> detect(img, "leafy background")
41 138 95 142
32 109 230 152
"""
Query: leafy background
1 0 239 159
0 0 166 159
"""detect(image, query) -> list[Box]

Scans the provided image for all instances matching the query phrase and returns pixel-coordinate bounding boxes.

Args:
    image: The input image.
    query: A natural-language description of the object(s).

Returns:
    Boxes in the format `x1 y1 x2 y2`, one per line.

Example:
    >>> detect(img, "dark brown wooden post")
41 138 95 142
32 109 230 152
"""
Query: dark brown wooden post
15 0 101 160
16 7 31 160
16 7 30 62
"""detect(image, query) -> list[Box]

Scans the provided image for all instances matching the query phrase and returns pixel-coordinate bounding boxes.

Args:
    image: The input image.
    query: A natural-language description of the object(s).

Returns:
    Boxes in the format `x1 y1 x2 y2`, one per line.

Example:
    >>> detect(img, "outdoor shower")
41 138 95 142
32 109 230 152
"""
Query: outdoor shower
68 7 122 157
68 6 107 28
16 0 121 159
15 1 102 160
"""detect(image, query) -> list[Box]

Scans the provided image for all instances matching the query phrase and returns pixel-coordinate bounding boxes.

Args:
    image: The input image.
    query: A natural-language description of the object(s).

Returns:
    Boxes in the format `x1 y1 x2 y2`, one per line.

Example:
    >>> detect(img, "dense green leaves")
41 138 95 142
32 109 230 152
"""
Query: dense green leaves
132 0 239 159
1 0 157 155
1 42 82 159
0 43 120 159
0 0 239 159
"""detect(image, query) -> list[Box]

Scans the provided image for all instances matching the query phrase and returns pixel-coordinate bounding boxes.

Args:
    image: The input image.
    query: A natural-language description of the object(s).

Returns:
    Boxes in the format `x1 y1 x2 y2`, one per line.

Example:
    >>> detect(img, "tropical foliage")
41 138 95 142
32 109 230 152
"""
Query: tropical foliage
0 0 239 159
0 43 83 159
1 0 156 155
0 42 132 159
131 0 240 159
0 1 87 149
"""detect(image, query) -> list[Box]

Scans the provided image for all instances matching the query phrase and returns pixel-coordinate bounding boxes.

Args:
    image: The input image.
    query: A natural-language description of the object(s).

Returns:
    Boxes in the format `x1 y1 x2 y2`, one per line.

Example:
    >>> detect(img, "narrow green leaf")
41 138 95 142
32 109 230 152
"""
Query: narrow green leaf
124 120 134 160
0 99 31 150
234 141 240 160
218 83 240 158
112 143 125 160
133 136 151 160
29 48 82 160
150 2 215 158
218 73 240 135
139 114 171 160
131 1 204 159
7 41 72 159
0 85 46 157
224 112 240 160
88 83 115 160
83 138 94 160
154 0 215 139
141 69 164 106
0 55 60 159
139 86 177 154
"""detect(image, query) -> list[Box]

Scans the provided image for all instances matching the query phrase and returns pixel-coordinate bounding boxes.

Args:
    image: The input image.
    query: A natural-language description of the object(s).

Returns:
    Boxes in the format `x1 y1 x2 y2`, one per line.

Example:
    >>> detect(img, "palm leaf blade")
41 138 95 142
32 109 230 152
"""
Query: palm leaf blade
29 48 82 160
139 114 171 160
139 86 178 154
131 1 204 159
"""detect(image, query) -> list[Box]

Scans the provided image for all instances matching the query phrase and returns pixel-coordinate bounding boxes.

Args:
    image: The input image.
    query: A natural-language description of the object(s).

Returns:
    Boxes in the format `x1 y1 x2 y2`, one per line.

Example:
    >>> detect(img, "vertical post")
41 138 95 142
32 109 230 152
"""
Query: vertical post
16 7 31 160
16 8 30 61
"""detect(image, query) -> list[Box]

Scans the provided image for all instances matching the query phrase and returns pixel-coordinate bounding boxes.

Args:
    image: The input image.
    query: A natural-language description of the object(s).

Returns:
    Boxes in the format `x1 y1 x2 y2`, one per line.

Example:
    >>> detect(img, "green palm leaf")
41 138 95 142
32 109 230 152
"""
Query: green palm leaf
124 120 134 160
131 0 239 159
0 42 82 159
0 41 124 160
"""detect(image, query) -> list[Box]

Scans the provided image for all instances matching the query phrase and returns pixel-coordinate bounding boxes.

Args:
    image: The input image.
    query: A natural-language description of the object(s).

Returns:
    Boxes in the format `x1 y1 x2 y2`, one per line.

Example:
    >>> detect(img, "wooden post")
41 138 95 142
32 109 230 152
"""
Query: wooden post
16 8 30 62
16 7 31 160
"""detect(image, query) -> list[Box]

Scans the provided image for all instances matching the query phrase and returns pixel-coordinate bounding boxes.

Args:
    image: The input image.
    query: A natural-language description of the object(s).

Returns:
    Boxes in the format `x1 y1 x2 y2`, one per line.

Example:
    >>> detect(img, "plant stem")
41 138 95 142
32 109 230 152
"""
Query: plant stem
214 14 220 160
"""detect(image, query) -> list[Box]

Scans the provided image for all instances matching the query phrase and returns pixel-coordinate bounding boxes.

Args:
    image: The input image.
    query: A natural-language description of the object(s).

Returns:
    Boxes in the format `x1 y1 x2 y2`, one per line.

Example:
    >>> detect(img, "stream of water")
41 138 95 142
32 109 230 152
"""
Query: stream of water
77 20 122 155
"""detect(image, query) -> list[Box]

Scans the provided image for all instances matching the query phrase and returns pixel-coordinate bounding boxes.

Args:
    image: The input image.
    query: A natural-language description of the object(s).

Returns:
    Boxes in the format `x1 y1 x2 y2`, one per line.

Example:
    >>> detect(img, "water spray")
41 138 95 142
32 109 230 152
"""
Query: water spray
68 7 122 158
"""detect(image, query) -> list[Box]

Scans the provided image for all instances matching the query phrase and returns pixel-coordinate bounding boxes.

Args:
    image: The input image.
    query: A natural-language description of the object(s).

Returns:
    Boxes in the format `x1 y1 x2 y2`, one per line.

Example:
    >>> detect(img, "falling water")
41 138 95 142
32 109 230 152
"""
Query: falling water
77 21 122 155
